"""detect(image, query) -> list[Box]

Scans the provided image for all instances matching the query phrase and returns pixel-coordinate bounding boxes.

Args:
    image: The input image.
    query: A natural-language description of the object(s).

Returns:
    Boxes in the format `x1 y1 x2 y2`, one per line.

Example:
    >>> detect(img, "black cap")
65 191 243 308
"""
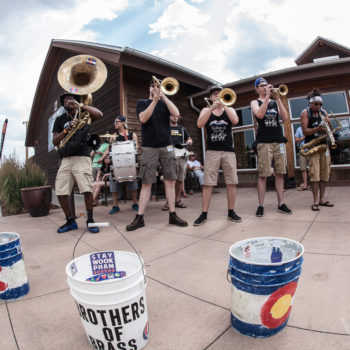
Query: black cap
209 85 223 95
59 93 80 106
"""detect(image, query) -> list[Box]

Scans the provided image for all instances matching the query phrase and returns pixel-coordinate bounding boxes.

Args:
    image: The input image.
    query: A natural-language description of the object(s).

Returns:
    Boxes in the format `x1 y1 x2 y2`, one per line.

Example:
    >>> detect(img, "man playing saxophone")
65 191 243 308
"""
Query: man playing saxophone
52 93 103 233
300 89 334 211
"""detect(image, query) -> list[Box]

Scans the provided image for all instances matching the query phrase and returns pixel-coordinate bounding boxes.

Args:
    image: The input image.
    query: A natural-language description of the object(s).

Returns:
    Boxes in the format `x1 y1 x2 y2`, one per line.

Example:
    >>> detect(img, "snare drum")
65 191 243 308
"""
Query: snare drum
110 141 137 182
174 148 189 161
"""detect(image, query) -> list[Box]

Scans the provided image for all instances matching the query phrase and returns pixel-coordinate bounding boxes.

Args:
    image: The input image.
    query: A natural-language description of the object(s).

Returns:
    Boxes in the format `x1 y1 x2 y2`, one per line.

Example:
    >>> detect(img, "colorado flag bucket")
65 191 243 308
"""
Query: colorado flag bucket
228 237 304 337
0 232 30 300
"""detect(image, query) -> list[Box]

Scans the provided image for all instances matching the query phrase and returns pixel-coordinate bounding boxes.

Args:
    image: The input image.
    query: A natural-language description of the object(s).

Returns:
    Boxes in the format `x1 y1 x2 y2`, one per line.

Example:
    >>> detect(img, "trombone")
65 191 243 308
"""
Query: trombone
152 75 179 95
205 88 237 107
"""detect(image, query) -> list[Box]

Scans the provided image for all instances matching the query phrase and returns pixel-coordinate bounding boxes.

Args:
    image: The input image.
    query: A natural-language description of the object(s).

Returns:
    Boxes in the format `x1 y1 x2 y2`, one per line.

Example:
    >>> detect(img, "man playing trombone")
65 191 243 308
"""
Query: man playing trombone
126 78 188 231
193 85 241 226
251 77 292 217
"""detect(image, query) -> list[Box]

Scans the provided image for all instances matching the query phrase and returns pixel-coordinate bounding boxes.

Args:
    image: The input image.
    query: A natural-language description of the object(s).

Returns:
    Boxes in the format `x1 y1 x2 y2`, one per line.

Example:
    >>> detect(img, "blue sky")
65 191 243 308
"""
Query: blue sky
1 0 349 162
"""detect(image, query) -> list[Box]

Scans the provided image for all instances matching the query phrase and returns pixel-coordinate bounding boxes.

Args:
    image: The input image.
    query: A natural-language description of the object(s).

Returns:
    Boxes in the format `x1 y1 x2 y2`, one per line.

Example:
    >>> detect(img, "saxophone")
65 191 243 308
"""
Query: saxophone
300 111 342 157
56 55 107 150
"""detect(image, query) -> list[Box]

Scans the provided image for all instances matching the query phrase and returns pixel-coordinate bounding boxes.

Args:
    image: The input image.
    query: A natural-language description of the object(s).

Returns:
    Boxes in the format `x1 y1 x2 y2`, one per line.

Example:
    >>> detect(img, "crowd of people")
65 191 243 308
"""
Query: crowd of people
52 77 335 234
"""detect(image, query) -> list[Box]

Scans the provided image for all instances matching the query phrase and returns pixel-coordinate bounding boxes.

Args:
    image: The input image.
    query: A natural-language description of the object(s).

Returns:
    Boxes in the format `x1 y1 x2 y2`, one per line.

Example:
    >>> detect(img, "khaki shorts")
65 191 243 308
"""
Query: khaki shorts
55 156 93 195
299 154 308 171
257 143 286 177
203 150 238 186
140 146 177 184
308 149 331 182
176 157 187 182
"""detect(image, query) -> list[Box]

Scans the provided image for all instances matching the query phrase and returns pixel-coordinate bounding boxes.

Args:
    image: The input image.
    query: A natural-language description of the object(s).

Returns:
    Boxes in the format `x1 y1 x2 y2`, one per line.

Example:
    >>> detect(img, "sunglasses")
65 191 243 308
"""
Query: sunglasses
312 102 322 106
114 120 122 124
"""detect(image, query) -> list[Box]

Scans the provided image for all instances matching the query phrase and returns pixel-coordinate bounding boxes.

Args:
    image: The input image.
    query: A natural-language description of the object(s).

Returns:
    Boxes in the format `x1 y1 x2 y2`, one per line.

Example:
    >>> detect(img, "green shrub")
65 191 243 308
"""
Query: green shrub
0 156 47 216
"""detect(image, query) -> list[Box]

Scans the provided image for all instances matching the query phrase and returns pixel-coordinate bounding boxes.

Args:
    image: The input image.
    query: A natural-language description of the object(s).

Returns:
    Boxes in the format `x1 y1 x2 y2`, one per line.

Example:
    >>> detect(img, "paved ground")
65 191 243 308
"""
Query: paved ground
1 186 350 350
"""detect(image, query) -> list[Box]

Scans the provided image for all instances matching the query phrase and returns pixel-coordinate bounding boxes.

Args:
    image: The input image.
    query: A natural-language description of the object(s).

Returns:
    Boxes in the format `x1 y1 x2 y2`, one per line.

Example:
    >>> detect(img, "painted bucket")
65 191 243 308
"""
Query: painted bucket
0 232 30 300
228 237 304 337
66 251 149 350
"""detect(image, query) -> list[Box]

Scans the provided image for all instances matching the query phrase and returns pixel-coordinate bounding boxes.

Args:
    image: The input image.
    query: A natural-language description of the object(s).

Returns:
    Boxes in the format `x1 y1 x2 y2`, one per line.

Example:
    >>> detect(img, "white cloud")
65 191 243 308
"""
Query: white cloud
0 0 128 162
149 0 210 39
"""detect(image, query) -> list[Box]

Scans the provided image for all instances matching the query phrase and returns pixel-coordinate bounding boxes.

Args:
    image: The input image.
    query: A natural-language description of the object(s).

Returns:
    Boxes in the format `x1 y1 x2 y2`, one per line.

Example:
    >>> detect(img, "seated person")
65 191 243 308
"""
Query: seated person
92 157 111 206
187 152 204 190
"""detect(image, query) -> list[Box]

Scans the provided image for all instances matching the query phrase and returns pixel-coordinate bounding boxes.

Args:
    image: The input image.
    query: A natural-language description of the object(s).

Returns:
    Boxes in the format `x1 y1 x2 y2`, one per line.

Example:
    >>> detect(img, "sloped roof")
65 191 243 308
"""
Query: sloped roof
26 39 218 146
295 36 350 65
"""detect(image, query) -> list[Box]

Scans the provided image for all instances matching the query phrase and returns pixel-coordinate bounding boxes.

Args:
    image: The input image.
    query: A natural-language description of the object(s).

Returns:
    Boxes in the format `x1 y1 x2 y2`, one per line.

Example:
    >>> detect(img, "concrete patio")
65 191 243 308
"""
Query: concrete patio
1 186 350 350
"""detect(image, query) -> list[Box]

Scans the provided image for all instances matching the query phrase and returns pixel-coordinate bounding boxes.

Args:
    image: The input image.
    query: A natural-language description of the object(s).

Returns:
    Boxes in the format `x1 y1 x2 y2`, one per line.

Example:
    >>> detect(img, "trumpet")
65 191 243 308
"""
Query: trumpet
205 88 236 107
268 84 288 99
152 75 179 95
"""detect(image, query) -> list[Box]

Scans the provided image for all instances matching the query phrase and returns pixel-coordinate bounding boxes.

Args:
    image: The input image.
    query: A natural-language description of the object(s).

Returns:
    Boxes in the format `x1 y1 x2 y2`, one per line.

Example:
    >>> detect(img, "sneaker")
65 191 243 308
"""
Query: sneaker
278 203 293 215
193 213 207 226
126 215 145 231
57 220 78 234
228 211 242 222
131 203 139 211
169 212 188 227
256 206 264 217
87 219 99 234
109 206 120 214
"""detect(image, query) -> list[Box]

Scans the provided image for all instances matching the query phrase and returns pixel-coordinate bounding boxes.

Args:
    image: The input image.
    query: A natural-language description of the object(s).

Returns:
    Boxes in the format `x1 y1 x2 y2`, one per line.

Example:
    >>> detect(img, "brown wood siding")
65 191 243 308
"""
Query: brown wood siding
33 50 120 186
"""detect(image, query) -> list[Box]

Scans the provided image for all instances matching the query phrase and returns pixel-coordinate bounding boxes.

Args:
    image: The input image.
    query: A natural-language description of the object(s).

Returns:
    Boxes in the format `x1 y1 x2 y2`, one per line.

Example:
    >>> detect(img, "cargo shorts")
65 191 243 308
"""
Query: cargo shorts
257 143 286 177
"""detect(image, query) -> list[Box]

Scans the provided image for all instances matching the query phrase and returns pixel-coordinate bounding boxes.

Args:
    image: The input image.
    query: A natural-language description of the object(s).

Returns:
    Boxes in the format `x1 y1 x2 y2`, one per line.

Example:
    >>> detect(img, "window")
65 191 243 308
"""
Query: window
233 129 257 169
236 107 253 127
48 106 65 152
292 122 302 167
330 117 350 165
289 91 348 119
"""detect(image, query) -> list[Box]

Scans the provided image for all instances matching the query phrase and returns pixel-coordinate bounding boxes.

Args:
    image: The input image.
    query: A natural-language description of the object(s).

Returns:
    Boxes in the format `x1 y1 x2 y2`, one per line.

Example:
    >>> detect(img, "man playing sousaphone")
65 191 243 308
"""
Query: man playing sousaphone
52 92 103 233
300 89 334 211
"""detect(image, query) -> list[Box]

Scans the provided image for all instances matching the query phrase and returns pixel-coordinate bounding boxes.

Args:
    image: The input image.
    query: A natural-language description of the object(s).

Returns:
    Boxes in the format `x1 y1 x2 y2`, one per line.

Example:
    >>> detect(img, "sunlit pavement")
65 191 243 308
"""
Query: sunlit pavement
1 186 350 350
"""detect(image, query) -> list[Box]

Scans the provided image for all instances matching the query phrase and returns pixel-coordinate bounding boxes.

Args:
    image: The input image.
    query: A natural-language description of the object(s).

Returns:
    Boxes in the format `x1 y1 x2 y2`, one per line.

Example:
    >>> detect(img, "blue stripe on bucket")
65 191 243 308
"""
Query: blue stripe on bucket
0 282 30 300
231 275 300 295
0 253 23 267
231 312 288 338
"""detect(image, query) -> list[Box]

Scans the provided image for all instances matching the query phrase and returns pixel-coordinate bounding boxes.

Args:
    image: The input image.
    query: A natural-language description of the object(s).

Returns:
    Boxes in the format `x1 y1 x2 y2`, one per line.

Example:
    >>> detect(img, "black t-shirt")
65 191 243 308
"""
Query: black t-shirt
99 162 111 176
115 130 133 142
170 125 190 146
205 111 234 152
52 113 90 157
136 99 171 147
255 100 285 143
305 107 327 144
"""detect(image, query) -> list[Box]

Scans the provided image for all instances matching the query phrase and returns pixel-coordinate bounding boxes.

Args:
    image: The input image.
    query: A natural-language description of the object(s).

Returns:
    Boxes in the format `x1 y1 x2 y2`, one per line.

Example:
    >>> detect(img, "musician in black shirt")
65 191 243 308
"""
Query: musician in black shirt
126 79 188 231
52 93 103 234
251 77 292 217
300 89 333 211
193 86 241 226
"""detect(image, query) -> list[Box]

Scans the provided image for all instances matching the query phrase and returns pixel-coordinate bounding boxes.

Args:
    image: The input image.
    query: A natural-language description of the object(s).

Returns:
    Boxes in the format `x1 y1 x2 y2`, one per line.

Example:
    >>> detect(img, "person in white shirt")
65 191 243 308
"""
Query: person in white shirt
186 152 204 187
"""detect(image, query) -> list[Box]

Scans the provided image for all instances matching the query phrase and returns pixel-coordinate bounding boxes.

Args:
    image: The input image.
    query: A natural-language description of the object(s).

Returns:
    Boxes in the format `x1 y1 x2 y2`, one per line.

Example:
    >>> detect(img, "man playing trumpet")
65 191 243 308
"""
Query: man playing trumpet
251 77 292 217
300 89 334 211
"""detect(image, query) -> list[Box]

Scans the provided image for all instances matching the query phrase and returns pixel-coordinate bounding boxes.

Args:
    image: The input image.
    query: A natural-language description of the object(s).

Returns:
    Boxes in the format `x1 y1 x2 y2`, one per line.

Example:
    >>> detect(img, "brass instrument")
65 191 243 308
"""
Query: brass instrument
269 84 288 99
205 88 236 107
152 75 179 95
57 54 107 149
300 111 342 157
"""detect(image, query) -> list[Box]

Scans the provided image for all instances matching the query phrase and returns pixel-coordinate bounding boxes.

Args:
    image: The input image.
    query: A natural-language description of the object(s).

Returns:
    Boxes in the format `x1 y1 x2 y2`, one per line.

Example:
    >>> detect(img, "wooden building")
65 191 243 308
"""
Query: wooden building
190 36 350 186
26 39 218 186
26 37 350 187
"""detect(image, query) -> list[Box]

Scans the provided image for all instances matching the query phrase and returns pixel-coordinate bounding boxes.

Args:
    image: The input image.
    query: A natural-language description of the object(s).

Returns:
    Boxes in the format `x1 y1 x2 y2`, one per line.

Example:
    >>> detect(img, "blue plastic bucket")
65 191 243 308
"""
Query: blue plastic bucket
228 237 304 337
0 232 30 300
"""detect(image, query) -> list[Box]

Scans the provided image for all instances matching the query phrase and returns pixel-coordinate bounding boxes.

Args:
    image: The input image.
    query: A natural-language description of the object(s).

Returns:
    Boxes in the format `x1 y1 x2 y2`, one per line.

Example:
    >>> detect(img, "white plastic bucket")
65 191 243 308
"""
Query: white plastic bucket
0 232 30 300
66 251 149 349
228 237 304 337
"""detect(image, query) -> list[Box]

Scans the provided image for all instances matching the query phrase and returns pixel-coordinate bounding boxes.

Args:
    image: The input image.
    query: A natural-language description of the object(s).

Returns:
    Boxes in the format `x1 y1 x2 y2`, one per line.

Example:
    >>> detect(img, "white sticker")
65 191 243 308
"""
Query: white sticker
167 145 174 152
279 144 285 154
